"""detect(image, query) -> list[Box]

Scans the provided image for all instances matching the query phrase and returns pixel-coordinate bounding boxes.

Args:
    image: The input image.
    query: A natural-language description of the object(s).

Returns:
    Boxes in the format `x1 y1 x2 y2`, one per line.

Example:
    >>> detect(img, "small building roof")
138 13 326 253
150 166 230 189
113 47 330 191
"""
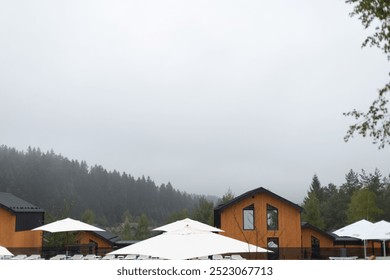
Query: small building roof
327 232 363 245
301 222 363 245
0 192 44 213
90 230 121 245
301 222 335 240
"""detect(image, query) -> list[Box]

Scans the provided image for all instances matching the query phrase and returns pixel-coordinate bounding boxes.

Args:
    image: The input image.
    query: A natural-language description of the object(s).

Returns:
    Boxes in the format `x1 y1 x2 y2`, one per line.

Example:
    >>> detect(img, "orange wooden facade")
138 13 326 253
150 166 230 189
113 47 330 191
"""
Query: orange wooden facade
215 187 302 259
218 193 301 248
301 224 334 249
0 207 42 248
215 187 387 259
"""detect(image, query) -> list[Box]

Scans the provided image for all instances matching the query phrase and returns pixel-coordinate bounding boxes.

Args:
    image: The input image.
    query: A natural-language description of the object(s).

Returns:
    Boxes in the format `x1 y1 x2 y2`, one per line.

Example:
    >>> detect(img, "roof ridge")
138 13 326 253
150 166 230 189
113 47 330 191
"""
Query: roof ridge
215 186 302 211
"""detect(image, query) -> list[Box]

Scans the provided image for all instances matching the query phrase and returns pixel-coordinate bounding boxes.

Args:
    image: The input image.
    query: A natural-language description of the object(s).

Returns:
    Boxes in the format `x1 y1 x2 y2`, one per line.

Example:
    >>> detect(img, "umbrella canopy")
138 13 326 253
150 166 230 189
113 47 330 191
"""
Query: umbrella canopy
333 219 390 257
0 245 13 256
153 218 223 233
333 219 374 258
32 217 105 233
365 220 390 241
32 217 105 257
109 226 269 260
333 219 374 240
365 220 390 257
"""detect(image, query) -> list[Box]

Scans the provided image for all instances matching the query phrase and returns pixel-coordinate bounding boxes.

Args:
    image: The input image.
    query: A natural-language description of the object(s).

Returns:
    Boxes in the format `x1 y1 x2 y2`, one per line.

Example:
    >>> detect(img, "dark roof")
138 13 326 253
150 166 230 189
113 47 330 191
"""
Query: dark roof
215 187 303 212
90 230 121 245
301 222 363 245
327 232 362 242
0 192 44 213
327 232 363 245
301 222 335 240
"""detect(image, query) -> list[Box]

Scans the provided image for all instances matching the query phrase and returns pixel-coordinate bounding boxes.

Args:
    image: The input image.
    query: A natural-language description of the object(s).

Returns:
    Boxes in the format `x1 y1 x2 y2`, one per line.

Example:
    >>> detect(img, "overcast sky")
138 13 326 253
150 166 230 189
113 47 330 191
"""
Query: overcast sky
1 0 389 204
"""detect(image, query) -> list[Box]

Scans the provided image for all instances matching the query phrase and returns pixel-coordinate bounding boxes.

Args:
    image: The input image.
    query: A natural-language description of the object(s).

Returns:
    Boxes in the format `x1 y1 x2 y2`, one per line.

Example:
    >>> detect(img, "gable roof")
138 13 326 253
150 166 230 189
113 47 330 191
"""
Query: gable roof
215 187 302 212
301 222 335 240
0 192 44 213
89 230 121 245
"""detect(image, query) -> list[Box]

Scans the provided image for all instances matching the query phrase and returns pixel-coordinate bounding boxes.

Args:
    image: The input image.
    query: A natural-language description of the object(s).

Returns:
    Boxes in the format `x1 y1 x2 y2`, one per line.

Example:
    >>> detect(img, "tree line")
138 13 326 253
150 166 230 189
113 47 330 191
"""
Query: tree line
2 145 388 239
302 169 390 231
0 145 216 237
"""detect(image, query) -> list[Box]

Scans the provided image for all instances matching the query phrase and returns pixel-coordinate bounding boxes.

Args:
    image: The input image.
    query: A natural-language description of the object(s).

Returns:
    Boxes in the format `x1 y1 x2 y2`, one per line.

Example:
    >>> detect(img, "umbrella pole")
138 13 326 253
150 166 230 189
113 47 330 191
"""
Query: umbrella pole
363 240 367 259
383 240 386 257
66 232 69 259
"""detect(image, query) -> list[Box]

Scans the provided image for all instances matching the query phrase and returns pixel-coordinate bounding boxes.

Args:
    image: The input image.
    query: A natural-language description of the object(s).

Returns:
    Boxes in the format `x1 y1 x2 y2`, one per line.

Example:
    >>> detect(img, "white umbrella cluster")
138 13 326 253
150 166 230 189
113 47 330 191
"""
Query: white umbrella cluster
333 219 390 257
109 218 270 260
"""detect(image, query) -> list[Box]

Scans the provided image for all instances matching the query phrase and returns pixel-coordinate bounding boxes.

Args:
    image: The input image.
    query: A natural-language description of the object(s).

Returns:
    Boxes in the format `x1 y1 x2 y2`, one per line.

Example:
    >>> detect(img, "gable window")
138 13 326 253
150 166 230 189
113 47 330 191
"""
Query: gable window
267 204 278 230
243 204 255 230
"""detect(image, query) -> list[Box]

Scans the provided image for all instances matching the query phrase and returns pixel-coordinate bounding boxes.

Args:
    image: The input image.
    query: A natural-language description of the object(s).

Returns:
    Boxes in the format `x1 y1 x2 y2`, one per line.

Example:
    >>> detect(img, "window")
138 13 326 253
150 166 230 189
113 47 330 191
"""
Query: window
267 238 279 260
243 204 254 230
267 204 278 230
311 236 320 259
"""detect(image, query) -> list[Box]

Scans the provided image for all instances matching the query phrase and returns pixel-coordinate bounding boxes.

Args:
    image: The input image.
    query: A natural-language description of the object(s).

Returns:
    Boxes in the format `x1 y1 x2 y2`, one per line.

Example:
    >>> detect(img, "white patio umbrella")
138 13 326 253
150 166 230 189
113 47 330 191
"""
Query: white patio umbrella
333 219 374 258
109 226 270 260
153 218 223 233
32 218 105 233
32 217 105 256
333 219 374 239
0 245 13 257
364 220 390 256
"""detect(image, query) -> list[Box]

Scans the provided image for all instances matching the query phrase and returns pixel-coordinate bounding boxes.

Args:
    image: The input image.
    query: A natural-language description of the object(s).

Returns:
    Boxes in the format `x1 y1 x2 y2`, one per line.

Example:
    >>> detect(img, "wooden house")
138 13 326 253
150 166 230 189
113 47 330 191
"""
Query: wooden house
301 222 336 259
214 187 387 259
77 230 120 255
0 192 44 250
214 187 303 259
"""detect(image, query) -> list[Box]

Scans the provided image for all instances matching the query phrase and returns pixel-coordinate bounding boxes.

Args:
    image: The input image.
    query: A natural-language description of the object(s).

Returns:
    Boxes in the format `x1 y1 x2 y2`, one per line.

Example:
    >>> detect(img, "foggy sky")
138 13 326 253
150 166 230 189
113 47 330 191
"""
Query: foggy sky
1 0 389 204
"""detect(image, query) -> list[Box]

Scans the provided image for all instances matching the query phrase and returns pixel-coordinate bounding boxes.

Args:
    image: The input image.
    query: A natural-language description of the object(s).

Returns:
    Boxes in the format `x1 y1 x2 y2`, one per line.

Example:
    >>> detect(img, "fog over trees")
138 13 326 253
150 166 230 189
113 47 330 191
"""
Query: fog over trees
0 145 203 229
1 145 389 238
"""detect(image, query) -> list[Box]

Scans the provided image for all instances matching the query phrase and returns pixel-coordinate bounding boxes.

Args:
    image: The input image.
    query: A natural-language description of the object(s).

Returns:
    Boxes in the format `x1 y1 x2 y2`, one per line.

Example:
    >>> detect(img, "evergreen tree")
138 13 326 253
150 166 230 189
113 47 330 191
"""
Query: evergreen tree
218 188 235 205
81 209 96 225
309 174 322 201
122 210 133 224
360 169 384 195
321 183 345 230
121 221 134 240
302 175 325 229
340 169 361 197
347 188 383 223
381 176 390 221
166 209 189 223
135 214 150 240
302 191 325 229
192 196 214 225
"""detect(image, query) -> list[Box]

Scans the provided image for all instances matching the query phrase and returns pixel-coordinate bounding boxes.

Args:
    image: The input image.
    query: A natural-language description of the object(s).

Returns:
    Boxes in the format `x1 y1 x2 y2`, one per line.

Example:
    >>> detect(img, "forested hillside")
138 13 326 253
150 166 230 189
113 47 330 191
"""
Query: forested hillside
0 145 201 227
3 145 388 237
302 170 390 231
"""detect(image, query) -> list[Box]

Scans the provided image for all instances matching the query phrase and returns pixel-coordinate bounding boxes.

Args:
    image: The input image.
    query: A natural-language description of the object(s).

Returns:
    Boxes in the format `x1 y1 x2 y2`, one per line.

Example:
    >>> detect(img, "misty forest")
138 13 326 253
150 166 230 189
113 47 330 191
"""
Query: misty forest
0 145 389 240
0 146 216 240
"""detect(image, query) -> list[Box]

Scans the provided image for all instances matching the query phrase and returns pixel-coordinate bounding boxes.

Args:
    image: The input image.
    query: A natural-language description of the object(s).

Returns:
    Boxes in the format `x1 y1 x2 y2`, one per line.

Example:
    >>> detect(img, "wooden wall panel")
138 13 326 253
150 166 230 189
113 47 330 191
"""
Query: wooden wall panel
0 208 42 248
219 192 301 249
